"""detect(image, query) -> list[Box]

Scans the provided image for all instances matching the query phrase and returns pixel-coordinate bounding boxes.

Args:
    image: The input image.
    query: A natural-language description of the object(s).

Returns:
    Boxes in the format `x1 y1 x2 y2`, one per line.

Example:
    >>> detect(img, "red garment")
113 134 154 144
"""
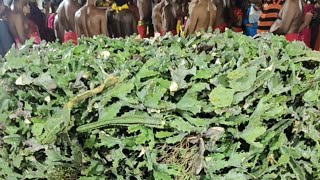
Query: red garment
47 13 55 29
233 8 243 22
137 22 146 38
28 20 41 44
285 33 299 42
213 23 228 33
63 32 77 45
232 27 243 33
298 4 314 47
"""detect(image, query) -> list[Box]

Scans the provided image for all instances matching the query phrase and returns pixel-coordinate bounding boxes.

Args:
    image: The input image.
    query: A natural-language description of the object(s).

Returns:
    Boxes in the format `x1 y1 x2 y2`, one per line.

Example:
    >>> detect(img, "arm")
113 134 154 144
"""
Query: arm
15 15 27 44
273 3 295 34
298 12 313 33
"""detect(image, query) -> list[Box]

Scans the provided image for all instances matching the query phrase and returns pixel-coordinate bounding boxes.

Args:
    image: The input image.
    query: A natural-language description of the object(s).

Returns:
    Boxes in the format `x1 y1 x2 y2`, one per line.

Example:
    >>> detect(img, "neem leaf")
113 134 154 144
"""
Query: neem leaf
240 125 266 148
209 86 235 108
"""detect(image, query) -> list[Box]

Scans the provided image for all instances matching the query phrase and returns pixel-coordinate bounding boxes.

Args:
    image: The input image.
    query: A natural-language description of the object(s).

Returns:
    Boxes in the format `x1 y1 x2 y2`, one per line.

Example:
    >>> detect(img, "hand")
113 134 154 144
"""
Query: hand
246 24 253 27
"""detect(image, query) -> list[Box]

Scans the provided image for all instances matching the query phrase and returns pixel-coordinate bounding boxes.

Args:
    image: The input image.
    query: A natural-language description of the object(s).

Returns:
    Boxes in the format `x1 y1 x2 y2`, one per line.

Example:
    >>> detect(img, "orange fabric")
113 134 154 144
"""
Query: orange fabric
260 13 279 19
258 21 276 27
258 0 284 34
63 32 77 45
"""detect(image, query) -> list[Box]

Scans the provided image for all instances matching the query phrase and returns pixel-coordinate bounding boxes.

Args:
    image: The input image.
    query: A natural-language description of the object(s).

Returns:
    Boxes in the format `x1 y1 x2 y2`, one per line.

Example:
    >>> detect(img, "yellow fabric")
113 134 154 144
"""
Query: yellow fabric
176 20 181 36
111 3 129 13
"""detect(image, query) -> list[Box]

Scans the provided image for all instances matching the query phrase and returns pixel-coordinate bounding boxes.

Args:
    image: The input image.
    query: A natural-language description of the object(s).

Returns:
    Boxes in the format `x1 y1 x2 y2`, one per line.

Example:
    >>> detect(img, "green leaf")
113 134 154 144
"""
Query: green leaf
227 66 247 80
33 72 57 91
229 66 257 92
155 131 175 139
15 74 33 85
170 61 196 90
303 89 319 103
278 154 290 165
165 133 187 144
169 116 196 133
39 108 70 144
3 134 22 147
98 102 123 121
138 78 170 108
209 85 235 108
96 133 121 148
176 83 207 114
240 126 266 148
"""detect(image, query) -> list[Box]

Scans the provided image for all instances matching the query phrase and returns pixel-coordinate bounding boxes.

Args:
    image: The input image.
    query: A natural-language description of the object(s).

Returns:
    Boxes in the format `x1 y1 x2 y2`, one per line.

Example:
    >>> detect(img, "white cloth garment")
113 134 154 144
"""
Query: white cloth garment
249 4 261 24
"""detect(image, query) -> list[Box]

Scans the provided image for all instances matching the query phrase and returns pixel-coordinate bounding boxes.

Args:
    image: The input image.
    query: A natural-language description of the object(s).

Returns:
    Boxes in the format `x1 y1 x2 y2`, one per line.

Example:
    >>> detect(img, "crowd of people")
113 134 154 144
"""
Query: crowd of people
1 0 320 57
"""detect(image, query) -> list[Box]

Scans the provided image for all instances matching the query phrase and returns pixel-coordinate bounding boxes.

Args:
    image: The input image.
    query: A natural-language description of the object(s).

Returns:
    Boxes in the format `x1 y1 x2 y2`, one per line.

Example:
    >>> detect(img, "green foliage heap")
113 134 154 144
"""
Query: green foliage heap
0 31 320 179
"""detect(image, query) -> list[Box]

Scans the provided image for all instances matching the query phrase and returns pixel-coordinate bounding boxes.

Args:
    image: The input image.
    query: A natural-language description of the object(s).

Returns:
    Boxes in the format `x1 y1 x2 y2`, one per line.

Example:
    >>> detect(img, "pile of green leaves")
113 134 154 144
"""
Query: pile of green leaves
0 31 320 179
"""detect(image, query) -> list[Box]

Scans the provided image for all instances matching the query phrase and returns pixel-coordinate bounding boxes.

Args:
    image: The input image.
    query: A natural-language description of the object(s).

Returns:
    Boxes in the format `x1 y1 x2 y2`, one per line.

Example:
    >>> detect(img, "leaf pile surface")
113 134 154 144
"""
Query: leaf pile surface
0 32 320 179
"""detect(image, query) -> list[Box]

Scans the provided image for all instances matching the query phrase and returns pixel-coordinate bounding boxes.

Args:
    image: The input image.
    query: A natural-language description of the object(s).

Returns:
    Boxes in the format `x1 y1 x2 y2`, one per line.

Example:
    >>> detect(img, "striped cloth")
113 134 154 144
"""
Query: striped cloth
257 0 285 34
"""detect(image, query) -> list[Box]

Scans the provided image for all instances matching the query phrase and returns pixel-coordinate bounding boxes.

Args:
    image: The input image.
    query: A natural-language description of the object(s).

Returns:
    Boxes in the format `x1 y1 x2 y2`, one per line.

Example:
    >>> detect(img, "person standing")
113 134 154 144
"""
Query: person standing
312 0 320 50
243 0 261 36
74 0 108 38
257 0 285 34
230 0 244 33
29 0 46 40
7 0 41 45
298 0 314 48
0 0 14 57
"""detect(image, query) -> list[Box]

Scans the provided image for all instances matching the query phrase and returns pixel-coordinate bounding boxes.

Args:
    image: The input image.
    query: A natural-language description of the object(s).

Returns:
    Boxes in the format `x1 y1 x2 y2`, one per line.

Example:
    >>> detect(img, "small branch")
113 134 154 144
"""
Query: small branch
64 75 118 109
